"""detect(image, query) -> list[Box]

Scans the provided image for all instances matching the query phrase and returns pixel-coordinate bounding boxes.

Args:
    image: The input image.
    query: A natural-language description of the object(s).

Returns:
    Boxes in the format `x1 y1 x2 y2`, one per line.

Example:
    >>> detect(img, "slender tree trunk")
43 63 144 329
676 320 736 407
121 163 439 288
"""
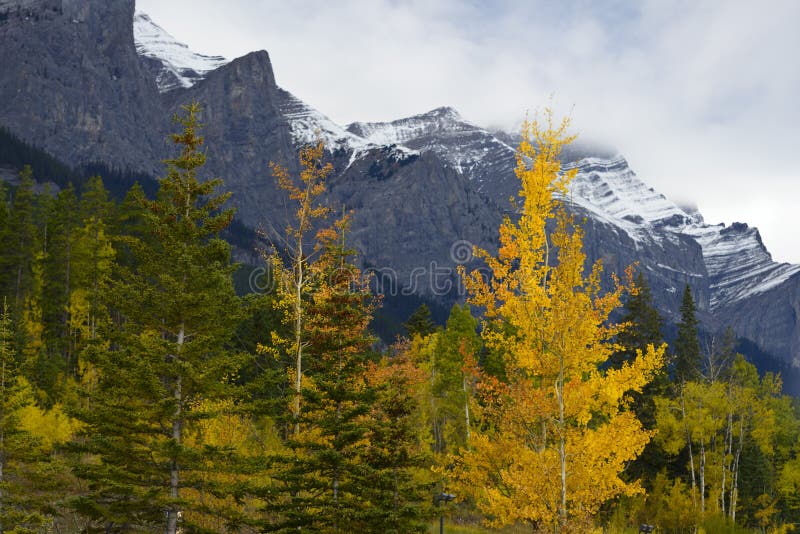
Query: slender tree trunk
699 440 706 516
730 417 745 523
721 409 733 516
166 325 185 534
463 374 471 447
680 386 697 510
557 359 567 528
0 359 5 533
293 242 304 438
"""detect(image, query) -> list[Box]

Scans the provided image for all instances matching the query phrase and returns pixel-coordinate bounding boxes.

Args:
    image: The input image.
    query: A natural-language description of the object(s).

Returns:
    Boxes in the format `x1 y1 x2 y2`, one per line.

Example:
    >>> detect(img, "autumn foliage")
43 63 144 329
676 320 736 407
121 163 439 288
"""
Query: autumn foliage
453 111 665 530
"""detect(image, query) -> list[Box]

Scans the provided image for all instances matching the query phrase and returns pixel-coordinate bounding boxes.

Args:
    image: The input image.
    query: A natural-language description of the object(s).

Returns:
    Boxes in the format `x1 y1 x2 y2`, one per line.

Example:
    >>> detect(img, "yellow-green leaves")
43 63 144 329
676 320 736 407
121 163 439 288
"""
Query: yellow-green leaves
454 111 665 530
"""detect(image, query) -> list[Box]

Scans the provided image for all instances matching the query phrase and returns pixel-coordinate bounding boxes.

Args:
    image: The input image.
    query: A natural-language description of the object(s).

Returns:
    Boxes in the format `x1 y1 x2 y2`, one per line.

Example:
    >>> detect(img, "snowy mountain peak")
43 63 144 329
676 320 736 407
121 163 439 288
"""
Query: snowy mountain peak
276 90 418 165
562 156 800 309
133 12 228 92
565 156 694 227
421 106 463 120
346 106 476 145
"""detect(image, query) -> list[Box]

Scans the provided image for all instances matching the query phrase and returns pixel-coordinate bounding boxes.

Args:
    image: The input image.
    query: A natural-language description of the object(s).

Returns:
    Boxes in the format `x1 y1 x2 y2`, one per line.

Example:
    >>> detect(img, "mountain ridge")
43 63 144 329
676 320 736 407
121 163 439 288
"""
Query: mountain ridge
1 1 798 368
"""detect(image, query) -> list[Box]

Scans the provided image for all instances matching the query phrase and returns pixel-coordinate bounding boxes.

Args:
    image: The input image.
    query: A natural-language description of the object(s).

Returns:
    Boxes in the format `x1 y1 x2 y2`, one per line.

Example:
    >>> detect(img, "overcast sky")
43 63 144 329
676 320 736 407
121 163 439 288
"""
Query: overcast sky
137 0 800 263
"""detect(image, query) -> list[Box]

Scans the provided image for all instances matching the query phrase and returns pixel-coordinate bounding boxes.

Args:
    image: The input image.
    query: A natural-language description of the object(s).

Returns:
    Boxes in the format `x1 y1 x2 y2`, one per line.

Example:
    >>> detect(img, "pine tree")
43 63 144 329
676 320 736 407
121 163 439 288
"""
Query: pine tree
363 348 433 533
262 217 381 532
0 182 9 297
405 303 436 338
5 166 37 307
0 299 53 531
40 185 79 385
69 103 243 533
610 271 663 369
611 271 669 485
674 284 702 383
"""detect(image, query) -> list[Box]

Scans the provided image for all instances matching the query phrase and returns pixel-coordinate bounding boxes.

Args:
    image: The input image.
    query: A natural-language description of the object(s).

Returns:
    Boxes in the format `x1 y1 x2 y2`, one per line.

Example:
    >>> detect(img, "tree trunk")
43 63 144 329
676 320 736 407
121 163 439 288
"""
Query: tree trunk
699 440 706 516
293 245 304 438
463 374 471 447
166 325 185 534
0 359 5 533
730 416 745 523
557 363 567 528
681 387 697 511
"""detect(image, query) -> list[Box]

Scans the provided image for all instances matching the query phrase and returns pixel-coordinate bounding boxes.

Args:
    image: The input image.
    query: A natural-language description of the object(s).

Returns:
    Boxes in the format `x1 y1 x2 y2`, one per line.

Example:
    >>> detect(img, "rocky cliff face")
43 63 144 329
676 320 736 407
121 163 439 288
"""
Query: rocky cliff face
2 1 799 366
0 0 164 174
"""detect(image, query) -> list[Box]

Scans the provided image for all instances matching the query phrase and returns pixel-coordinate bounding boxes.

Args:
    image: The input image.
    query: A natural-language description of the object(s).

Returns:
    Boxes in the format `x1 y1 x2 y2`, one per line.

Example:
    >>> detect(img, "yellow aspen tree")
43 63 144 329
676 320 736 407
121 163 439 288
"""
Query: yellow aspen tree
453 111 665 531
263 141 332 437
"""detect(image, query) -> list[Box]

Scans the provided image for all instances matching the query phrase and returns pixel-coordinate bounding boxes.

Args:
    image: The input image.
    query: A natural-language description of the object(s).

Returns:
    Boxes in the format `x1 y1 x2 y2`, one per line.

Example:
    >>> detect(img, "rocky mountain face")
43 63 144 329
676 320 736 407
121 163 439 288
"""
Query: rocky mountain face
0 0 164 174
1 0 799 367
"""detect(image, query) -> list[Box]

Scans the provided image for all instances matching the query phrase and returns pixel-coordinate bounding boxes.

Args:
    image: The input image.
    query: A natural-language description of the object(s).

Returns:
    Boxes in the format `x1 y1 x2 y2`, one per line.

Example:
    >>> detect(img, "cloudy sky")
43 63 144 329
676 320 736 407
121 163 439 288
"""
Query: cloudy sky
138 0 800 263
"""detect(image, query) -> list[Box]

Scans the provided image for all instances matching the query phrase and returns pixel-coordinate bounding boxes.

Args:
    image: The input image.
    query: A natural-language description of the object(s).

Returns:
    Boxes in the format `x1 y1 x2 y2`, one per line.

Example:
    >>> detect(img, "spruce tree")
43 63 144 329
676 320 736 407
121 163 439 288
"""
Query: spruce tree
0 299 53 531
610 271 663 369
262 218 381 532
0 182 9 297
611 271 669 484
73 176 116 350
69 103 243 533
6 166 37 307
40 185 79 384
362 349 433 533
404 303 436 338
674 284 702 383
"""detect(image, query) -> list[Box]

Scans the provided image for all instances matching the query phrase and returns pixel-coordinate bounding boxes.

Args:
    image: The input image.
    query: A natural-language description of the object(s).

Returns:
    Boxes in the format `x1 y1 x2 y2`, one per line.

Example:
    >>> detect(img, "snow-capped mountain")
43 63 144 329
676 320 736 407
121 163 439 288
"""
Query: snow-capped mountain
348 107 517 194
561 157 800 314
681 223 800 310
133 12 228 92
2 1 799 368
275 89 417 165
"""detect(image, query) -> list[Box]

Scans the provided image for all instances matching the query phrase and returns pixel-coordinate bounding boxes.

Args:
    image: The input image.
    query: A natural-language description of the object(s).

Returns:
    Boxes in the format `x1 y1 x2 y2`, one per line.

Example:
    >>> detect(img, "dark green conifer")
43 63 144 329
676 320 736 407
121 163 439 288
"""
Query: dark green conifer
405 303 436 338
69 103 243 533
674 284 702 383
0 299 54 531
6 166 37 307
611 272 668 484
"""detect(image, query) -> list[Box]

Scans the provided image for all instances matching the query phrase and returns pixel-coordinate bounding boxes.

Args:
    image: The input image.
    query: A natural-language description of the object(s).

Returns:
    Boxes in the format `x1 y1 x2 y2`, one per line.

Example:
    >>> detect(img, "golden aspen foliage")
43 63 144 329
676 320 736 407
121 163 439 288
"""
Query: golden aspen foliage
452 110 665 531
261 140 333 434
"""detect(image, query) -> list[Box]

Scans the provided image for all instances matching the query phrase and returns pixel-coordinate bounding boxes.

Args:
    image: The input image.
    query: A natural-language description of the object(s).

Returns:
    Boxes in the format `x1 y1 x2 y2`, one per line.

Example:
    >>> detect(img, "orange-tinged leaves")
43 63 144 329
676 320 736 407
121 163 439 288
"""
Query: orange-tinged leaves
453 110 665 530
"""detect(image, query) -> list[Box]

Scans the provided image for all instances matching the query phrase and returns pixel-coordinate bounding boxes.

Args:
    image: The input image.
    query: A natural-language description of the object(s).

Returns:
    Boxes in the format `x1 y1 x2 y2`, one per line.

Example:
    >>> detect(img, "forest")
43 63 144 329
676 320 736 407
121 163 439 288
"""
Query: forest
0 103 799 533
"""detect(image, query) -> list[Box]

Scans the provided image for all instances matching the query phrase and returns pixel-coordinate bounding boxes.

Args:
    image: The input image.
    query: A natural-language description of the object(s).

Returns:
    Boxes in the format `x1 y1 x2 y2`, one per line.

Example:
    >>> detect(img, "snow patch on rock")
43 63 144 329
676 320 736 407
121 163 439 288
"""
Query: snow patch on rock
133 12 228 92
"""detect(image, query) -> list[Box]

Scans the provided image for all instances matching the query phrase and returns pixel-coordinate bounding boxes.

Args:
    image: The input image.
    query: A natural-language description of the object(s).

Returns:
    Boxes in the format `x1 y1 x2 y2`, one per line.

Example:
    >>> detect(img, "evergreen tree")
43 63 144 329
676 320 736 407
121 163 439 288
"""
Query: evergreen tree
69 103 243 533
610 271 663 369
430 304 480 454
40 185 79 386
363 349 433 533
263 217 381 531
0 299 52 531
71 176 116 375
5 166 37 307
611 271 669 484
0 182 9 297
674 284 702 383
405 303 436 338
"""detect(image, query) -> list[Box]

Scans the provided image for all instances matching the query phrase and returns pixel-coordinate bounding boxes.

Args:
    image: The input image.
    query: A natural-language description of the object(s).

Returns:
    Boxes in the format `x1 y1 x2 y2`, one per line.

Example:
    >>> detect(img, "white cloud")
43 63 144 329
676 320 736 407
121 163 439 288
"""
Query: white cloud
137 0 800 262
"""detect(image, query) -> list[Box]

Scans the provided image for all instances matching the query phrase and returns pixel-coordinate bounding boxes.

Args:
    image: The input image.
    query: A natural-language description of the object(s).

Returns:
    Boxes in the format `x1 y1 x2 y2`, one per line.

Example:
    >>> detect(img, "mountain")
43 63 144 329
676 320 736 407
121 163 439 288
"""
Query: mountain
133 11 228 92
1 0 799 369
